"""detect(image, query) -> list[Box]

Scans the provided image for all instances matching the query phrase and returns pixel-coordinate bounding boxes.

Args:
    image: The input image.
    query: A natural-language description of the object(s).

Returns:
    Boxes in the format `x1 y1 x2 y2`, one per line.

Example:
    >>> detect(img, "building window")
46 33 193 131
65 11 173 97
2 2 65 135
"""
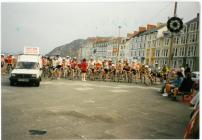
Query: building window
165 49 168 57
148 41 151 47
189 23 195 31
178 59 183 66
190 46 194 56
195 34 198 42
176 37 179 44
153 40 156 47
164 38 169 46
193 22 197 31
182 47 184 56
179 48 182 56
173 48 176 56
187 47 191 56
183 26 187 33
188 34 197 43
162 49 164 57
176 48 178 56
173 60 177 68
164 60 167 65
193 46 196 56
181 36 185 44
186 59 194 71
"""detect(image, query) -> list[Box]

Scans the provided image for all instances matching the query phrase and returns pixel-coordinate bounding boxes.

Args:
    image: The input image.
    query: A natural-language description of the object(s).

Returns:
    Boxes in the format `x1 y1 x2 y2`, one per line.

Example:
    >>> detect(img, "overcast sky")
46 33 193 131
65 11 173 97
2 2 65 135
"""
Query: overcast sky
1 2 200 55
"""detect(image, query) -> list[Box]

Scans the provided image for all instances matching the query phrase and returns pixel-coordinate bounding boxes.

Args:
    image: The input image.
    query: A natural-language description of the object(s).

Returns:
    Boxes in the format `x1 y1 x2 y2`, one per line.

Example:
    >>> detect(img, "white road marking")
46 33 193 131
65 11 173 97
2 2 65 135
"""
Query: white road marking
110 89 129 93
74 87 93 91
83 99 95 103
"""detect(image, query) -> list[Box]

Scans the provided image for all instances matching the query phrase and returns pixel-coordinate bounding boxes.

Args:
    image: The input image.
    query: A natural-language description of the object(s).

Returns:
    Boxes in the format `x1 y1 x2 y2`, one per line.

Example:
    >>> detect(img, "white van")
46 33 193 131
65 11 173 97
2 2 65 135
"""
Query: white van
9 54 42 86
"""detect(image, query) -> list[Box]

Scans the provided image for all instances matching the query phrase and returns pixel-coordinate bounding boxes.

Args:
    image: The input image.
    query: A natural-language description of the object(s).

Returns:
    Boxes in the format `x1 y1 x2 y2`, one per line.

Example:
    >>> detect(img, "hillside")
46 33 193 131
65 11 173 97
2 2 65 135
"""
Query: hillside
47 39 87 57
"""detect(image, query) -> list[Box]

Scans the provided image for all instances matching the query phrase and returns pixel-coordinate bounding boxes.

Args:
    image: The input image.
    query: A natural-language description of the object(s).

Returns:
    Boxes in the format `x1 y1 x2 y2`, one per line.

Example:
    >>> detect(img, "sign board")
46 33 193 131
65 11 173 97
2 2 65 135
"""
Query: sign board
24 47 40 55
167 17 183 33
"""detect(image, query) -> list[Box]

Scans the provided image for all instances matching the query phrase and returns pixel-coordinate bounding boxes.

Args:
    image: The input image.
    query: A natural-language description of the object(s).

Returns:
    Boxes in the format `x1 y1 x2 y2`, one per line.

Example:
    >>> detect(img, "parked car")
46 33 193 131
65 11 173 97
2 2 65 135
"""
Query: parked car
191 72 199 82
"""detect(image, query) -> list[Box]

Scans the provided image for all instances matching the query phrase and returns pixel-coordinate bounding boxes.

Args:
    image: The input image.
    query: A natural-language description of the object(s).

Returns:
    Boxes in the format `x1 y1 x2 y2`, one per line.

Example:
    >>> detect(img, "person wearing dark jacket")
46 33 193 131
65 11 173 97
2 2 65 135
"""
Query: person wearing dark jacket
172 73 194 100
185 64 191 77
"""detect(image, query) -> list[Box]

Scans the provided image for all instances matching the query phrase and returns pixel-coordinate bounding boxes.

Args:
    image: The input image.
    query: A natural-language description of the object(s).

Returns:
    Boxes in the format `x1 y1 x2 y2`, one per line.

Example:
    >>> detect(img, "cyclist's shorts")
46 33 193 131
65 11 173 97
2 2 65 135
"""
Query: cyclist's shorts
56 65 62 69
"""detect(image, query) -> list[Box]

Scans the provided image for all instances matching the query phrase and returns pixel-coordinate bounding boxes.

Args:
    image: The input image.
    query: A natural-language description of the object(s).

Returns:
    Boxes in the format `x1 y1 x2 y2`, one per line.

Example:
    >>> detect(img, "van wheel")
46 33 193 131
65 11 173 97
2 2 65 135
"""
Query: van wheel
10 81 14 86
35 81 40 87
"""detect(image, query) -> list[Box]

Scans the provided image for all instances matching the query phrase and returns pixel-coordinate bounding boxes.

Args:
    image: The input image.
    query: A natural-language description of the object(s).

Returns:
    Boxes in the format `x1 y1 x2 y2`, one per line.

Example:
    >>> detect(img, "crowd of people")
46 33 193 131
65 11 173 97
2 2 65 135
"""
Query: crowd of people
1 54 199 138
157 64 199 139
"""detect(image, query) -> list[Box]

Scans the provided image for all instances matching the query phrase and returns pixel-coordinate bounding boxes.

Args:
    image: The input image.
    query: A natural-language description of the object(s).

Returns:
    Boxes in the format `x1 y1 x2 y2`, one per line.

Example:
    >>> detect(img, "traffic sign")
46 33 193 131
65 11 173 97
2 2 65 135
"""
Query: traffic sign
167 17 183 33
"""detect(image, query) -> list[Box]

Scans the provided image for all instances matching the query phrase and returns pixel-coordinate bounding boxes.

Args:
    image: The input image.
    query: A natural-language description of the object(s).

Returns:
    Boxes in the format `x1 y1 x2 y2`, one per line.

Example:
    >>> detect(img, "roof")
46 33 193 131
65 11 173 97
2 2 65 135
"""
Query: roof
140 25 166 36
185 16 199 25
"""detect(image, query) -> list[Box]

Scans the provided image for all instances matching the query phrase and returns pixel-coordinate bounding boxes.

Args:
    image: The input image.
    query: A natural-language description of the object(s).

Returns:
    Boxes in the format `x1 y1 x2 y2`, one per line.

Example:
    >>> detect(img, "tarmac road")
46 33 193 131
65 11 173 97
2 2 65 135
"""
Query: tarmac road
2 76 191 139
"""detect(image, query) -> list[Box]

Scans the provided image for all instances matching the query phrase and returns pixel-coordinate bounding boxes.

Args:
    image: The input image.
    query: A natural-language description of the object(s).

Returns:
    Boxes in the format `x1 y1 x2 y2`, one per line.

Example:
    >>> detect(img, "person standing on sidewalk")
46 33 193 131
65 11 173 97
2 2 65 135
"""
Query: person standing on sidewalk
81 58 88 81
185 64 191 77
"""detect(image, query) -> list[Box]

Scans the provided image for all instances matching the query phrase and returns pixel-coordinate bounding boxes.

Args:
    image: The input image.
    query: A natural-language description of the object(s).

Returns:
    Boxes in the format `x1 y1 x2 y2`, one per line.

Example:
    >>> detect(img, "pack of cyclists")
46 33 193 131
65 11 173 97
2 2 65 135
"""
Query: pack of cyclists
40 55 161 83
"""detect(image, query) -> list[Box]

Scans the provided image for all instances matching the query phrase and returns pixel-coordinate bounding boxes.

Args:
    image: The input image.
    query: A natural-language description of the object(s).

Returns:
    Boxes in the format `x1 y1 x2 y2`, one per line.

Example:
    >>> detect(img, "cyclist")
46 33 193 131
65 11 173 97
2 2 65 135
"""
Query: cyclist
95 59 102 80
81 58 88 81
116 60 123 82
88 57 95 80
51 57 57 79
55 55 62 79
6 55 13 74
1 54 5 68
70 57 77 80
102 59 109 81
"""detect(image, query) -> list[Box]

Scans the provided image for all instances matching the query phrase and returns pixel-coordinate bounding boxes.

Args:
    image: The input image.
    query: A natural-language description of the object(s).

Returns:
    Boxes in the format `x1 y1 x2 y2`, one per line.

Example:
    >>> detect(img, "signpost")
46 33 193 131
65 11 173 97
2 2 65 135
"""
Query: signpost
167 2 183 68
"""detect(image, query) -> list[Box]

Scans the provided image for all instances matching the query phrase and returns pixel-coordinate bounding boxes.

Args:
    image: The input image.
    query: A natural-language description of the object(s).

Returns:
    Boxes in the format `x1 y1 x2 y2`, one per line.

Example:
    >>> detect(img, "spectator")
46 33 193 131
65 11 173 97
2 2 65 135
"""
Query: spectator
162 71 184 97
172 73 195 100
160 74 168 93
180 66 185 77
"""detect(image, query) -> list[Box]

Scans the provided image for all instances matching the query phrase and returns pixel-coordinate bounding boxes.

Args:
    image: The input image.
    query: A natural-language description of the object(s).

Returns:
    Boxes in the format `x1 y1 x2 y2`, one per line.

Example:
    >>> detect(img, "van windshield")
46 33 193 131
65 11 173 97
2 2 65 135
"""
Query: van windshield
16 62 38 69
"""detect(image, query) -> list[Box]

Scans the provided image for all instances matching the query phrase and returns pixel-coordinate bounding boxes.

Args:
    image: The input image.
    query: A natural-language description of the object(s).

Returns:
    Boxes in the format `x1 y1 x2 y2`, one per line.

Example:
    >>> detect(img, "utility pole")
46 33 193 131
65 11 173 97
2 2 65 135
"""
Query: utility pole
117 26 122 63
118 26 122 37
168 2 177 68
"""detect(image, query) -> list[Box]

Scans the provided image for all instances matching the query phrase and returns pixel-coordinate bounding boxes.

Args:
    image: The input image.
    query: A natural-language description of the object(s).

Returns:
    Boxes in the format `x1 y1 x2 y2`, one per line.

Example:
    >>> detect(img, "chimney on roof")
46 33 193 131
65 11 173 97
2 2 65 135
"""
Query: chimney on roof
147 24 156 30
197 13 200 19
139 27 146 32
156 22 164 28
134 31 138 34
127 33 134 38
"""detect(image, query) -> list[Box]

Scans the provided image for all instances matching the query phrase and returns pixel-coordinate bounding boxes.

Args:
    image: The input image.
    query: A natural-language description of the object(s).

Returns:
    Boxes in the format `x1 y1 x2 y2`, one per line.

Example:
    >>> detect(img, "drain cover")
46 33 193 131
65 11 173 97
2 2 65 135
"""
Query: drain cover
29 130 47 135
